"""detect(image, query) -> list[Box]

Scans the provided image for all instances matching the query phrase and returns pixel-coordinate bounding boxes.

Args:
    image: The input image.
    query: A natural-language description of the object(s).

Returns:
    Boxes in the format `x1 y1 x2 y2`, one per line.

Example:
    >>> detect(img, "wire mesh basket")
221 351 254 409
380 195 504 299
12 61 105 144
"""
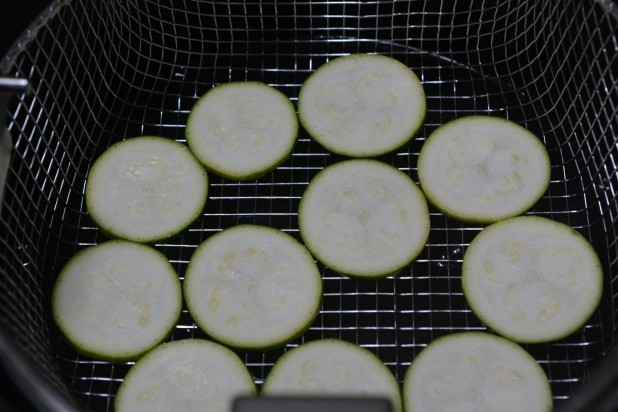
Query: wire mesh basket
1 0 618 410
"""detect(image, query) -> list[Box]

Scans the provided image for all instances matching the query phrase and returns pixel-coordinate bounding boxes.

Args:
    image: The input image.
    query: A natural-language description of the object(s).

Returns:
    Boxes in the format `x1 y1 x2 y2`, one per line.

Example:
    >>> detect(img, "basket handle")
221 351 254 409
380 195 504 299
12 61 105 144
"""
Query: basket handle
0 76 29 93
0 76 29 204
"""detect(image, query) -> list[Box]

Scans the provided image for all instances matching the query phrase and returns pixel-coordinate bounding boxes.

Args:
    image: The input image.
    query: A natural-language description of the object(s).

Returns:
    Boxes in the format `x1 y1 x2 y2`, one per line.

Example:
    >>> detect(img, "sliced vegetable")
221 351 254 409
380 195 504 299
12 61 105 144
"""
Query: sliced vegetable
403 332 553 412
115 339 256 412
417 115 551 223
86 136 208 243
298 53 426 157
186 81 298 180
262 338 402 412
51 240 182 361
298 159 430 278
462 215 603 343
183 224 322 350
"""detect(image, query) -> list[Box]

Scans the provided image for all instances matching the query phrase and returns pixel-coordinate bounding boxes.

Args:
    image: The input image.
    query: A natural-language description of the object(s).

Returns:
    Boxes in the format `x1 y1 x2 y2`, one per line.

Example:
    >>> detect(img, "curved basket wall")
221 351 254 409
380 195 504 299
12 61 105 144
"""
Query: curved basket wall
1 0 617 410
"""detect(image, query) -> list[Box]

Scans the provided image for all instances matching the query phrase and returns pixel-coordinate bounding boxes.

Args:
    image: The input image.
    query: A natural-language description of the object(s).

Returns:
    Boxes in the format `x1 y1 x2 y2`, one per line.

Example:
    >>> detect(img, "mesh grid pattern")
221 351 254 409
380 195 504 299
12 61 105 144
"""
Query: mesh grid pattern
1 0 618 410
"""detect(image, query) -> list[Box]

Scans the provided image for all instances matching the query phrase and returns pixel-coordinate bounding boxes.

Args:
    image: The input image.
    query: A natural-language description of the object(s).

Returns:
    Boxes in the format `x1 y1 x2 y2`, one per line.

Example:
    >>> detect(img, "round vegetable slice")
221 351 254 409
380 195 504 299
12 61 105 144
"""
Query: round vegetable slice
115 339 256 412
183 224 322 350
403 332 553 412
462 215 603 343
51 240 182 361
417 115 551 223
298 159 430 278
298 53 426 157
186 81 298 180
262 339 402 412
86 136 208 243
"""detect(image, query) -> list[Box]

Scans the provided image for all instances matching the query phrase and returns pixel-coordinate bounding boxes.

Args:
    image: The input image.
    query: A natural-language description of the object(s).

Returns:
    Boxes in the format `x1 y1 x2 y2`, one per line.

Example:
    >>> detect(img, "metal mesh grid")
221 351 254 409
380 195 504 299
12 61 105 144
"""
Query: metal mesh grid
1 0 618 411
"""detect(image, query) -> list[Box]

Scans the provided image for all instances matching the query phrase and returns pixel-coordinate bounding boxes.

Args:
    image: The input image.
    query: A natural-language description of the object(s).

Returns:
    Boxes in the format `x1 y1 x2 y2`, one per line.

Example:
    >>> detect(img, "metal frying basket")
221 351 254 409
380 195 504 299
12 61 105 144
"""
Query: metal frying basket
1 0 618 410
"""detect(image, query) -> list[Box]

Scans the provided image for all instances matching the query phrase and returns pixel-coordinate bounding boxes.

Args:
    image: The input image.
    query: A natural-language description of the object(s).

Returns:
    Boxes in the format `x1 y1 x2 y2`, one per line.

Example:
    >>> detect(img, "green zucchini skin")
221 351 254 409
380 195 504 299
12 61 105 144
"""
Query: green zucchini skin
184 224 323 351
298 159 430 279
115 339 256 412
417 115 551 224
403 332 553 412
86 136 209 244
462 215 603 343
262 338 403 412
186 81 298 181
51 240 182 362
298 53 426 158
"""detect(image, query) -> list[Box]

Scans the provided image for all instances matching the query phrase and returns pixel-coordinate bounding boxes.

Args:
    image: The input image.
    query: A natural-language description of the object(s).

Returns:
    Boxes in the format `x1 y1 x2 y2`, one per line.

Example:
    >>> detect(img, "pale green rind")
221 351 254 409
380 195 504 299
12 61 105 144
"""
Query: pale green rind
86 136 209 244
298 53 426 158
51 240 182 362
115 339 256 412
417 115 551 224
262 338 403 412
403 332 553 412
183 224 322 351
461 215 604 343
186 81 299 181
298 159 430 279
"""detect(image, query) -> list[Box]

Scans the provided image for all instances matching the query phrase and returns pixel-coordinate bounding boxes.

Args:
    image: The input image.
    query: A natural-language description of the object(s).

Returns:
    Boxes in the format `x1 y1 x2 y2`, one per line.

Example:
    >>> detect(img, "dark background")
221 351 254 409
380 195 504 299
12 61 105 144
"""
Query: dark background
1 0 50 61
1 2 53 411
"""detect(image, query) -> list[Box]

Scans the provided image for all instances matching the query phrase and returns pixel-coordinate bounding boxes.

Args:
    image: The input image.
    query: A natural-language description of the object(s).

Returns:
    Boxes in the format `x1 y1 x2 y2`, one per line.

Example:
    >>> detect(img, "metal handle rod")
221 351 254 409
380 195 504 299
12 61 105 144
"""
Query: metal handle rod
0 77 29 93
0 76 28 208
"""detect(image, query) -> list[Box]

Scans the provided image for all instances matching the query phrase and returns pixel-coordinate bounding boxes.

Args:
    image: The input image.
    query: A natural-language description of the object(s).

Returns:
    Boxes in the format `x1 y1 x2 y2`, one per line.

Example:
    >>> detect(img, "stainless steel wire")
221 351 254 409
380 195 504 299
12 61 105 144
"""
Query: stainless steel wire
1 1 617 411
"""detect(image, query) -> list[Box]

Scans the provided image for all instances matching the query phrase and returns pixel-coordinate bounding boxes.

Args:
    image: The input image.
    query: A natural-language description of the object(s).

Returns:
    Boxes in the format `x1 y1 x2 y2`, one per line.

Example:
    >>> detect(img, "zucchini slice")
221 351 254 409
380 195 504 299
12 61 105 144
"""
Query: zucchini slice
86 136 208 243
183 224 322 350
186 81 298 180
403 332 553 412
298 53 426 157
51 240 182 361
298 159 430 278
417 116 551 223
115 339 256 412
462 216 603 343
262 339 402 412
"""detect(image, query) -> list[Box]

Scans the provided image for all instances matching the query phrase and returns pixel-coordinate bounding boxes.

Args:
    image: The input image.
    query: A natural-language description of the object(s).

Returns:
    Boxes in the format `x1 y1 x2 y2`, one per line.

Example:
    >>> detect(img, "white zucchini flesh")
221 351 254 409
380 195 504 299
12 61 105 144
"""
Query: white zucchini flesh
262 339 402 412
186 81 298 180
298 159 430 278
403 332 553 412
298 53 426 157
183 224 322 350
51 240 182 361
86 136 208 243
115 339 256 412
462 216 603 343
417 116 551 223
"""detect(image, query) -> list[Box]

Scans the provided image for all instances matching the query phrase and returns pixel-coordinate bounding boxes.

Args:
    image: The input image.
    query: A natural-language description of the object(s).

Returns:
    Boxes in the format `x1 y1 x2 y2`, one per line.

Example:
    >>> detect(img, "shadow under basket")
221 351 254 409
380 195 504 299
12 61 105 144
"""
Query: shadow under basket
1 0 618 411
